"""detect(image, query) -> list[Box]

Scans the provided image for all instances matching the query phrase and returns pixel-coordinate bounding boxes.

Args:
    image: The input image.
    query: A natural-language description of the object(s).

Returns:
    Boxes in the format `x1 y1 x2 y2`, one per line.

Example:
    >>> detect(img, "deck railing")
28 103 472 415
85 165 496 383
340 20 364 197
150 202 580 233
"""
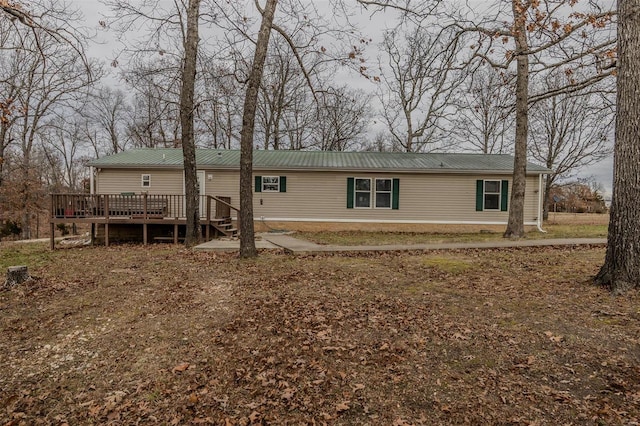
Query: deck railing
51 193 238 220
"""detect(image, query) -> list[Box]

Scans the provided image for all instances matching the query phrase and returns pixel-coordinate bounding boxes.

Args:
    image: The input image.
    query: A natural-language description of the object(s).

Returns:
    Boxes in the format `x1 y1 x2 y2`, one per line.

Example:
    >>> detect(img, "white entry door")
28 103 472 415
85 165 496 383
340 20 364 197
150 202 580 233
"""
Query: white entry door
183 170 206 217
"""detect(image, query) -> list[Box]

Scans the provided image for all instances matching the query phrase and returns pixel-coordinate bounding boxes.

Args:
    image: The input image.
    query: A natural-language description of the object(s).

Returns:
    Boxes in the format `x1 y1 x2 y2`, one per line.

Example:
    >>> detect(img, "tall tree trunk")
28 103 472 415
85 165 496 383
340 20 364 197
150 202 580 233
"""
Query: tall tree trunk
595 0 640 293
504 0 529 239
181 0 202 247
239 0 278 258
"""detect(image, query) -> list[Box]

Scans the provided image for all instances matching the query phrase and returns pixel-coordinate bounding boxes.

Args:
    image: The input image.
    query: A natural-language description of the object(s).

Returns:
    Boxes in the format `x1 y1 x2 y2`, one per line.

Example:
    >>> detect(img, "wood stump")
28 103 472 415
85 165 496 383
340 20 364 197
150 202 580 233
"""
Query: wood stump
5 265 30 288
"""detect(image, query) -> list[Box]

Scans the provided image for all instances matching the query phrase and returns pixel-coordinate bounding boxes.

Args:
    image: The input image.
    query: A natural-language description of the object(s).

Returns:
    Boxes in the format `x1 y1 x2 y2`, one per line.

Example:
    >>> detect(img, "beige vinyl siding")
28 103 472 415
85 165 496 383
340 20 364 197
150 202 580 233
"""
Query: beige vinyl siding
205 170 542 224
96 168 543 224
96 169 184 194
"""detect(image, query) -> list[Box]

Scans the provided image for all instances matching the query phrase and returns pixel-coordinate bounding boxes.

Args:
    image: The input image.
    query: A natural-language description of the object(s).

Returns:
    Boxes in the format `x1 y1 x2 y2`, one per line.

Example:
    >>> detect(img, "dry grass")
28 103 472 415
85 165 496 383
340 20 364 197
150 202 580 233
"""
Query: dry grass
255 213 609 234
2 241 639 425
287 213 609 246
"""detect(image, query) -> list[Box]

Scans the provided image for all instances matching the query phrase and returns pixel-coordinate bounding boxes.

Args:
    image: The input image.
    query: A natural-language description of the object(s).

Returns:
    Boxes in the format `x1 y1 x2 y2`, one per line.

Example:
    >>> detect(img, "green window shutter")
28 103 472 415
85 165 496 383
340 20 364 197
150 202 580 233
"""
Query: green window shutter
255 176 262 193
346 177 354 209
392 178 400 210
501 180 509 211
279 176 287 192
476 180 484 211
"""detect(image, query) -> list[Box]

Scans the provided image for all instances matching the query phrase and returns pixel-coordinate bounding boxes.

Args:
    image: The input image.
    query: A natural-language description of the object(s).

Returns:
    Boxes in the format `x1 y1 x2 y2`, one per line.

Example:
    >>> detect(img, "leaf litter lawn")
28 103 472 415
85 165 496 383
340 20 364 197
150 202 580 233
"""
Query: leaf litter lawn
2 243 640 425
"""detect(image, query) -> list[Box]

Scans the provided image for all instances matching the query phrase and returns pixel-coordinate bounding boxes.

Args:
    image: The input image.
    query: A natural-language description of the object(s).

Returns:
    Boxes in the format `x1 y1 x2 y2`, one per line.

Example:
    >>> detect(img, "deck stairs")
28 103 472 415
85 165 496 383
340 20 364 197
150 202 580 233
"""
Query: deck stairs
210 217 238 238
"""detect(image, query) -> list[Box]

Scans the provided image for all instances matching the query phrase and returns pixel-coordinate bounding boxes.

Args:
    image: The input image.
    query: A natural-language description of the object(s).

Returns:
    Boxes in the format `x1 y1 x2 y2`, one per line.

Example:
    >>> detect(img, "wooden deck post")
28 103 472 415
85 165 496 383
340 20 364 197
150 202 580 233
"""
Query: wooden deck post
104 195 110 247
205 196 211 241
50 222 55 250
174 223 178 244
143 223 148 245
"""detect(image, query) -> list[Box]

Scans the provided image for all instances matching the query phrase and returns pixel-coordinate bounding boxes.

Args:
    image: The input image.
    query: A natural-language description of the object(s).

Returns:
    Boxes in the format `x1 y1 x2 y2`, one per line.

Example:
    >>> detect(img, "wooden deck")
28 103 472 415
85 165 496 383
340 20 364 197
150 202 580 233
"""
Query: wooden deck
49 193 239 249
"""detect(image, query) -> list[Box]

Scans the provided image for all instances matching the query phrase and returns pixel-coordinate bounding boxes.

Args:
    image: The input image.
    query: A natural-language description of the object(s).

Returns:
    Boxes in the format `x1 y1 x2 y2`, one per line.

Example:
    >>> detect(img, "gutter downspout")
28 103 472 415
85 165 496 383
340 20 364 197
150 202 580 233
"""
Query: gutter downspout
90 166 95 195
537 174 547 233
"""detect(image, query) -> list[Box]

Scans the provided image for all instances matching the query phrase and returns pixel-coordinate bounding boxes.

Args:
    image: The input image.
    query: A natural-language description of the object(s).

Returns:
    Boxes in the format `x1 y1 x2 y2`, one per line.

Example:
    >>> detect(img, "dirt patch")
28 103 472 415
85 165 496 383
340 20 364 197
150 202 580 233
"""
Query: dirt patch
1 243 638 425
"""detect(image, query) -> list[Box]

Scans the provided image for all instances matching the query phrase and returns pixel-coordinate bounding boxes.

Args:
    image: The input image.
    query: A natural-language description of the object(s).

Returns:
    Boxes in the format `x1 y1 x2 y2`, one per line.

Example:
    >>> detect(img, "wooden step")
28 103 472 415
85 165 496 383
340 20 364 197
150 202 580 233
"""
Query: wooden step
210 217 231 223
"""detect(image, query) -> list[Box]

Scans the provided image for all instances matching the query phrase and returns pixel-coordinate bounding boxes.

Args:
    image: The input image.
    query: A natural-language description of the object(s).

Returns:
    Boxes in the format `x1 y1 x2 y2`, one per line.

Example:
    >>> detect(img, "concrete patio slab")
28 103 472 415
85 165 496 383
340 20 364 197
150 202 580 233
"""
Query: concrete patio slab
193 237 279 252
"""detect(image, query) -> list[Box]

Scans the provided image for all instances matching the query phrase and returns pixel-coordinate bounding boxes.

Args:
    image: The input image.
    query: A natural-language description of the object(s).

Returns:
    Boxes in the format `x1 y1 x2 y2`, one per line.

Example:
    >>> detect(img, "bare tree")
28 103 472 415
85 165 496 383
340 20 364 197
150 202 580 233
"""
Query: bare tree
595 0 640 293
197 62 242 149
361 0 616 238
2 23 96 238
40 116 90 191
239 0 279 259
457 0 616 238
312 86 372 151
127 78 181 148
180 0 202 246
378 25 465 152
529 75 613 220
453 66 513 154
256 38 307 150
81 86 132 157
105 0 212 245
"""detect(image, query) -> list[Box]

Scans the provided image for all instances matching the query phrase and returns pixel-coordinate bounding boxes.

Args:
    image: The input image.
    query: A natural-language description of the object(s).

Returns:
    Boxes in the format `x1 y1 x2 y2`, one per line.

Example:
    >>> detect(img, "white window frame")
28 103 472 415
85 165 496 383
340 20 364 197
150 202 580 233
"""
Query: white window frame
375 178 393 209
483 180 501 211
262 176 280 192
354 177 372 208
141 174 151 188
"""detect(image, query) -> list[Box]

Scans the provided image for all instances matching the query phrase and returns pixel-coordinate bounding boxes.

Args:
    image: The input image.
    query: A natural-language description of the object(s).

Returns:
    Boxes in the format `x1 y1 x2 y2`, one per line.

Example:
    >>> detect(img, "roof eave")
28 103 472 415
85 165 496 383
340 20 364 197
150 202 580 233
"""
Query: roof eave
90 163 550 175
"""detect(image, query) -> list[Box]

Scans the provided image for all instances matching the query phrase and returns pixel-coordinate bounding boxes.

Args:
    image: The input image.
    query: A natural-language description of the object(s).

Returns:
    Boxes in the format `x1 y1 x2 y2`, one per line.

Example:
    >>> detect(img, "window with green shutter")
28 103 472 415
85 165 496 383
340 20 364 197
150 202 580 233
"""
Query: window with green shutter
500 180 508 211
392 178 400 210
347 177 399 210
347 177 354 208
476 179 509 211
257 176 287 193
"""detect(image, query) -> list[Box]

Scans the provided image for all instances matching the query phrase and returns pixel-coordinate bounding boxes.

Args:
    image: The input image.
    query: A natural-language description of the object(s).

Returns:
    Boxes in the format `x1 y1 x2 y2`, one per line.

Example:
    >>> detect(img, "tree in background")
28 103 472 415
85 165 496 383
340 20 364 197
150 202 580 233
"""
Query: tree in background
81 86 132 157
312 87 372 151
198 63 241 149
0 6 96 238
256 37 309 150
596 0 640 293
452 66 513 154
105 0 208 246
529 74 613 219
458 0 616 238
378 25 465 153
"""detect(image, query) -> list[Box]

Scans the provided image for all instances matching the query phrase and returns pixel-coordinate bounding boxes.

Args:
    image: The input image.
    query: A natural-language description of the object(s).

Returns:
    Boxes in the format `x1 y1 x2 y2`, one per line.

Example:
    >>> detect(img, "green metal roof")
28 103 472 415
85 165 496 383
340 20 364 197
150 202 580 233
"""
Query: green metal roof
89 148 551 174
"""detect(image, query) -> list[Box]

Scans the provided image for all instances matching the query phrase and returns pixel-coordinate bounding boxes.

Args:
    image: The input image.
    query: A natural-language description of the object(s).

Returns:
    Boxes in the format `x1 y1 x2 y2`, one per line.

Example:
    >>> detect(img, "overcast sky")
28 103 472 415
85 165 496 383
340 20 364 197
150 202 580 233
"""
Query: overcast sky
70 0 615 196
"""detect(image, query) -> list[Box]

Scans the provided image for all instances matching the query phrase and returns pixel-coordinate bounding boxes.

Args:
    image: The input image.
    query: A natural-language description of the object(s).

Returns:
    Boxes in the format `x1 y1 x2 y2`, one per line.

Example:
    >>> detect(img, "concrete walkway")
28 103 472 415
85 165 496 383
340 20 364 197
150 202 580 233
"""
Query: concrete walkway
194 233 606 254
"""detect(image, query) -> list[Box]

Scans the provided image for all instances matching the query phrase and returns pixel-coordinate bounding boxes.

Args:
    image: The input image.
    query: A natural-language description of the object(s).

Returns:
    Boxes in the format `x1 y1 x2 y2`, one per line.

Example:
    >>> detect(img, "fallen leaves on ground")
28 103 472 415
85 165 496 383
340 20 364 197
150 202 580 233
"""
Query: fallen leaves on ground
1 243 639 424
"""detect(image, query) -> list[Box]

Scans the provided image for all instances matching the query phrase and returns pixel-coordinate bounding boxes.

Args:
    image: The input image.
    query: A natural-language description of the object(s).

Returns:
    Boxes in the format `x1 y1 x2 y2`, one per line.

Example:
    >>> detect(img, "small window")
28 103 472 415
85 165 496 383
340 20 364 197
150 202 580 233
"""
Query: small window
262 176 280 192
484 180 500 210
375 178 392 208
141 174 151 188
355 178 371 208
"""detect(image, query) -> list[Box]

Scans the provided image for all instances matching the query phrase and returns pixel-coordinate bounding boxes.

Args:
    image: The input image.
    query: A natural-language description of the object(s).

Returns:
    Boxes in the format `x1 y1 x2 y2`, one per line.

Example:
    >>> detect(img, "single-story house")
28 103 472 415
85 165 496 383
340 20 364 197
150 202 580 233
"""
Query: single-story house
87 148 550 229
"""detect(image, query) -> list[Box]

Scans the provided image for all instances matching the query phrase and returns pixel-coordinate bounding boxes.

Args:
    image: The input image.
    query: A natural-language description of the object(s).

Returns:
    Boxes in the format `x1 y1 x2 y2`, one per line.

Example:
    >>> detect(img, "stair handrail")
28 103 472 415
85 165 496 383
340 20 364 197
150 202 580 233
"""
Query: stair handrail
209 195 240 213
